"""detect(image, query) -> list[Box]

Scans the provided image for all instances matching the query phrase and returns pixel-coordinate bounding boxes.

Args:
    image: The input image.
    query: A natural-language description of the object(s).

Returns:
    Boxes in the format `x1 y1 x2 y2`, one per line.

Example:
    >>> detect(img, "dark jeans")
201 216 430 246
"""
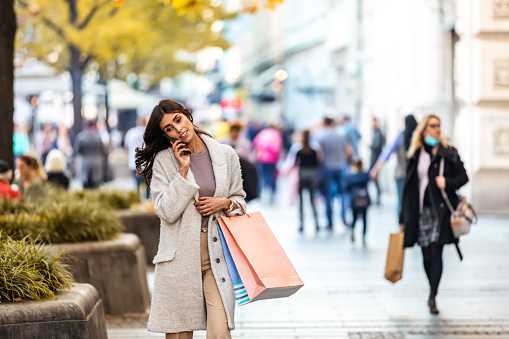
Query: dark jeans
259 163 277 197
323 167 348 227
421 244 444 296
395 178 405 216
351 207 367 236
298 169 319 230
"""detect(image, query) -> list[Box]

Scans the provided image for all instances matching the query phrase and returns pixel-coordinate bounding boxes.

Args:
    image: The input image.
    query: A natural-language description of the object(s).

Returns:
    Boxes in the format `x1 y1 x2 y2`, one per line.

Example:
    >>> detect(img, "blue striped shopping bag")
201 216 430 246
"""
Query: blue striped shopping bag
218 226 251 306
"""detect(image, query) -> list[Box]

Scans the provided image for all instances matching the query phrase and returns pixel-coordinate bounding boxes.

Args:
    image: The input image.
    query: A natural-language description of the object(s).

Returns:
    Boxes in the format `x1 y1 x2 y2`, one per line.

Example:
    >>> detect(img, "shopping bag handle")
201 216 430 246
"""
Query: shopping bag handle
226 201 250 220
239 204 250 218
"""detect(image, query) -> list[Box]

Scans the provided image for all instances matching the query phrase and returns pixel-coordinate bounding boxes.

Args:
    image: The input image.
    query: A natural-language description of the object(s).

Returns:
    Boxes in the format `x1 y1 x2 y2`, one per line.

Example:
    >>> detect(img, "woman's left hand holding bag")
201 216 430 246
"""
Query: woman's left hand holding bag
195 197 231 216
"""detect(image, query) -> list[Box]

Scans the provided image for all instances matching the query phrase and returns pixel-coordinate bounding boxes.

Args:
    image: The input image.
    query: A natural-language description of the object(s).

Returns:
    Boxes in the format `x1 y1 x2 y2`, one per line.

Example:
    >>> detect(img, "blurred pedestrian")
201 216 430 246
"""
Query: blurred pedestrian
135 99 246 338
281 122 295 156
246 121 262 141
54 124 74 175
222 121 259 202
369 117 384 205
36 123 57 165
45 149 70 190
346 159 371 246
16 154 47 201
212 118 230 140
317 117 352 230
125 117 149 196
253 125 283 203
13 124 30 159
399 114 468 315
222 121 255 163
97 120 111 147
281 131 322 206
343 115 362 158
0 160 21 201
295 130 320 233
97 120 114 183
75 120 107 189
371 114 418 215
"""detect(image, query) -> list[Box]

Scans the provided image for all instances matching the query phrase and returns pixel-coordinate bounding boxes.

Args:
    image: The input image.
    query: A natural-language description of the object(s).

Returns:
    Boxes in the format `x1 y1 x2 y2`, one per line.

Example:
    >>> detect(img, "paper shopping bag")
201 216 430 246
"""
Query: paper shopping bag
384 232 405 283
218 212 304 303
218 226 250 306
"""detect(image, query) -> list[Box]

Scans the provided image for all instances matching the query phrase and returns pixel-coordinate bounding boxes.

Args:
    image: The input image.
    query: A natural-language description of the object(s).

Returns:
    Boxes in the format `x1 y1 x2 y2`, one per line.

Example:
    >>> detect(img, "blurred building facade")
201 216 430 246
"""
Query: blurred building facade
238 0 363 130
455 0 509 213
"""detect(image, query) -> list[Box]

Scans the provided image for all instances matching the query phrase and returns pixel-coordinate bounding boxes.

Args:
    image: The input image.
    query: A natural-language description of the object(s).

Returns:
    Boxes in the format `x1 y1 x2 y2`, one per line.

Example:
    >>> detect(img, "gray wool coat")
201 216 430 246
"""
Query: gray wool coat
147 135 246 334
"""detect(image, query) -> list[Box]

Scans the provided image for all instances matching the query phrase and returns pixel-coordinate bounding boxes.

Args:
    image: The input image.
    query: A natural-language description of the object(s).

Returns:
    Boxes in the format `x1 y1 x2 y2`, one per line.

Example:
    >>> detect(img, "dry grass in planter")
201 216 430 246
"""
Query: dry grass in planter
0 234 74 302
70 188 141 210
0 187 125 244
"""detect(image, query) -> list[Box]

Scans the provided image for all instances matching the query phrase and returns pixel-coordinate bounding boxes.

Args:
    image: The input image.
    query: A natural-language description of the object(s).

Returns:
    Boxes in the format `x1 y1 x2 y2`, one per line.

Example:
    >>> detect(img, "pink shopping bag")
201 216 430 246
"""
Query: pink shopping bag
218 211 304 302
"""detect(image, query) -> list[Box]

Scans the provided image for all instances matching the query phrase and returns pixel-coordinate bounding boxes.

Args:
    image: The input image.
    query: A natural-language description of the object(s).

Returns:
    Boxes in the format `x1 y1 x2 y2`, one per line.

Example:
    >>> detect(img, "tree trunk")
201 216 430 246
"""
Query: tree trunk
70 45 83 136
68 0 83 136
0 0 16 170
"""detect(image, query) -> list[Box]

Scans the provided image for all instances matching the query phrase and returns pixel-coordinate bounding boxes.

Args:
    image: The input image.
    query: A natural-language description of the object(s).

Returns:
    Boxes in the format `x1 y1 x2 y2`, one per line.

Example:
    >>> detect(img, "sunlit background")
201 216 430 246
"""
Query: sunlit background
10 0 509 212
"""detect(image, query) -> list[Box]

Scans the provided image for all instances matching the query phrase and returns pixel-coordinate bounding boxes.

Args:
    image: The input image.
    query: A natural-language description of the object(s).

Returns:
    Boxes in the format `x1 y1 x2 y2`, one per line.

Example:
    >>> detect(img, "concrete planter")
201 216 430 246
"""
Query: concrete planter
0 284 107 339
116 210 160 265
52 233 151 315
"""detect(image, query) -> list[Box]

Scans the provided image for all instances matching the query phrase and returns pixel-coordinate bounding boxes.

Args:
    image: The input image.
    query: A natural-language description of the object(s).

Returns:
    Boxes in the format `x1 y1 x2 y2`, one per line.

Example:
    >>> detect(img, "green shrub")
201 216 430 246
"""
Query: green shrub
0 187 125 244
0 234 74 302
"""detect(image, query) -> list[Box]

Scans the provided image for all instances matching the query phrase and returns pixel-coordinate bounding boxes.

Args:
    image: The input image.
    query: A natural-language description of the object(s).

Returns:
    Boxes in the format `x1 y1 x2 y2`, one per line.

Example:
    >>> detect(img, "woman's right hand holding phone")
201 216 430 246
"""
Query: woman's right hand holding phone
173 139 191 178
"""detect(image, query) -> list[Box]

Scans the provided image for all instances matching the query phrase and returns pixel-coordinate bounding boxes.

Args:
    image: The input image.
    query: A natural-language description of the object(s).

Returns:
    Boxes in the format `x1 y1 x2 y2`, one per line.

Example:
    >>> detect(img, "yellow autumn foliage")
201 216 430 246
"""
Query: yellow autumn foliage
15 0 235 85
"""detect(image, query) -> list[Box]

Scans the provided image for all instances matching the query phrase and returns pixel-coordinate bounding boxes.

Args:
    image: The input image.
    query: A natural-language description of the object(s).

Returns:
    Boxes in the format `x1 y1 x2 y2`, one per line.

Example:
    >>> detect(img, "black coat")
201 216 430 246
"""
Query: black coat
239 157 259 202
47 172 70 190
399 145 468 248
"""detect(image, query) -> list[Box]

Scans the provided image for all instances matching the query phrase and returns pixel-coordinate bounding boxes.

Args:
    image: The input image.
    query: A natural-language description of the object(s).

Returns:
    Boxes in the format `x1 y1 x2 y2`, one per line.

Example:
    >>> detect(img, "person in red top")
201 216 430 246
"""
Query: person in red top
0 160 21 200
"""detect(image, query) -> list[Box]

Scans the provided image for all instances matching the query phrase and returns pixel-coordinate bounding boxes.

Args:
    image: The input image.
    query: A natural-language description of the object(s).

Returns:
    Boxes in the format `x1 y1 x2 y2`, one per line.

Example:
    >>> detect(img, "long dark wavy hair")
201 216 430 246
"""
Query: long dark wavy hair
135 99 211 188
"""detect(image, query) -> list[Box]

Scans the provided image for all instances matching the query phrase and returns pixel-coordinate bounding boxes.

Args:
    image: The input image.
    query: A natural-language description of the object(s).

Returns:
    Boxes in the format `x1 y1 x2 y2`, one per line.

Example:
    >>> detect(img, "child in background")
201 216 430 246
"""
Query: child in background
346 159 371 245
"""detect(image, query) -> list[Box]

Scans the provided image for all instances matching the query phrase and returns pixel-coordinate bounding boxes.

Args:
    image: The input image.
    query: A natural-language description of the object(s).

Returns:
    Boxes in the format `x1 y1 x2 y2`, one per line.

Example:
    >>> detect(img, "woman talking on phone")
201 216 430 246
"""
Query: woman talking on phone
136 99 246 338
399 114 468 315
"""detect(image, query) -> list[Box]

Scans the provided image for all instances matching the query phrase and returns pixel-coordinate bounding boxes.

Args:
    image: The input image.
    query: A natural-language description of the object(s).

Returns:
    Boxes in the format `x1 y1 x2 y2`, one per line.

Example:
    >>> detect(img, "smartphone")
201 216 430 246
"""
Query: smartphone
162 133 191 155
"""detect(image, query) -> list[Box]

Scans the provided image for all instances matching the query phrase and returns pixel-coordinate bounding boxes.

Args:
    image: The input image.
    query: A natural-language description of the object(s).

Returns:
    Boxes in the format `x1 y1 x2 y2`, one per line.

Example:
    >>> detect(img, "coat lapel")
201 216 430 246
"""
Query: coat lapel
201 135 228 198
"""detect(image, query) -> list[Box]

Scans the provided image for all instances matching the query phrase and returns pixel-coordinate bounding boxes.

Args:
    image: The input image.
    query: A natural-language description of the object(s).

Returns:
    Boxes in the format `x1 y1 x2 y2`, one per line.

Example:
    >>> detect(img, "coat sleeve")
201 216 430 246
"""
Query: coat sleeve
150 152 200 224
224 147 247 217
445 149 468 195
398 157 412 225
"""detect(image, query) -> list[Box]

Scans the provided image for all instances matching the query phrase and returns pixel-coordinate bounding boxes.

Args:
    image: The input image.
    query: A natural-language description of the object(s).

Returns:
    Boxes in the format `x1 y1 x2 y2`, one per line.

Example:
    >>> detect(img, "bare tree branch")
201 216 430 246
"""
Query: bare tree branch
77 0 110 29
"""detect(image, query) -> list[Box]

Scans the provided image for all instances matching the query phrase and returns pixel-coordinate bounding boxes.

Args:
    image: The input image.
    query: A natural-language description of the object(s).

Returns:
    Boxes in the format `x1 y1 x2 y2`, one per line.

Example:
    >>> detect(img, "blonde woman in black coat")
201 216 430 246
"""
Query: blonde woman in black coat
399 114 468 315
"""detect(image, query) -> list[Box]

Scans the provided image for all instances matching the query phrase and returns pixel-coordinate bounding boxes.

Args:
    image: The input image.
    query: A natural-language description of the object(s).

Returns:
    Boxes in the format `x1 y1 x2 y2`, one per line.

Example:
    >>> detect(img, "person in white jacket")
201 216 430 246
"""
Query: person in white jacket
135 99 246 338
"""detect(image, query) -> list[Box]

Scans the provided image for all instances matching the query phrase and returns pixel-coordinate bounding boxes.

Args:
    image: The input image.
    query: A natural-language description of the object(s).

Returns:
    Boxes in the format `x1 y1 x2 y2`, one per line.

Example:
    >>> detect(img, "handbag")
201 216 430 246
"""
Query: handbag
439 158 477 239
384 231 405 283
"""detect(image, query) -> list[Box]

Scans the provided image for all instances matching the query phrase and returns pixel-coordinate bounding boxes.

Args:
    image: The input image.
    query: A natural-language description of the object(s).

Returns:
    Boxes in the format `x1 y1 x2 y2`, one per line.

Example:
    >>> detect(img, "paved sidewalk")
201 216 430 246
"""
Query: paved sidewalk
107 185 509 339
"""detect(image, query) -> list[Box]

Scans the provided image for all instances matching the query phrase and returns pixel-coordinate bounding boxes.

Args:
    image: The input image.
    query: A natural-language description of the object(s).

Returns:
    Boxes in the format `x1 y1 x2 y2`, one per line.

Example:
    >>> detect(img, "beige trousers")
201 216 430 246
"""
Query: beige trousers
166 232 231 339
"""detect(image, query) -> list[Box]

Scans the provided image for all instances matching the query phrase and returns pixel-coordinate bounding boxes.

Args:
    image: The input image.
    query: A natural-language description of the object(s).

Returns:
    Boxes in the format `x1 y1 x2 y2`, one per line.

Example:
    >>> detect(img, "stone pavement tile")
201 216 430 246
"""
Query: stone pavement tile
347 332 405 339
109 188 509 339
407 336 509 339
107 329 163 338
